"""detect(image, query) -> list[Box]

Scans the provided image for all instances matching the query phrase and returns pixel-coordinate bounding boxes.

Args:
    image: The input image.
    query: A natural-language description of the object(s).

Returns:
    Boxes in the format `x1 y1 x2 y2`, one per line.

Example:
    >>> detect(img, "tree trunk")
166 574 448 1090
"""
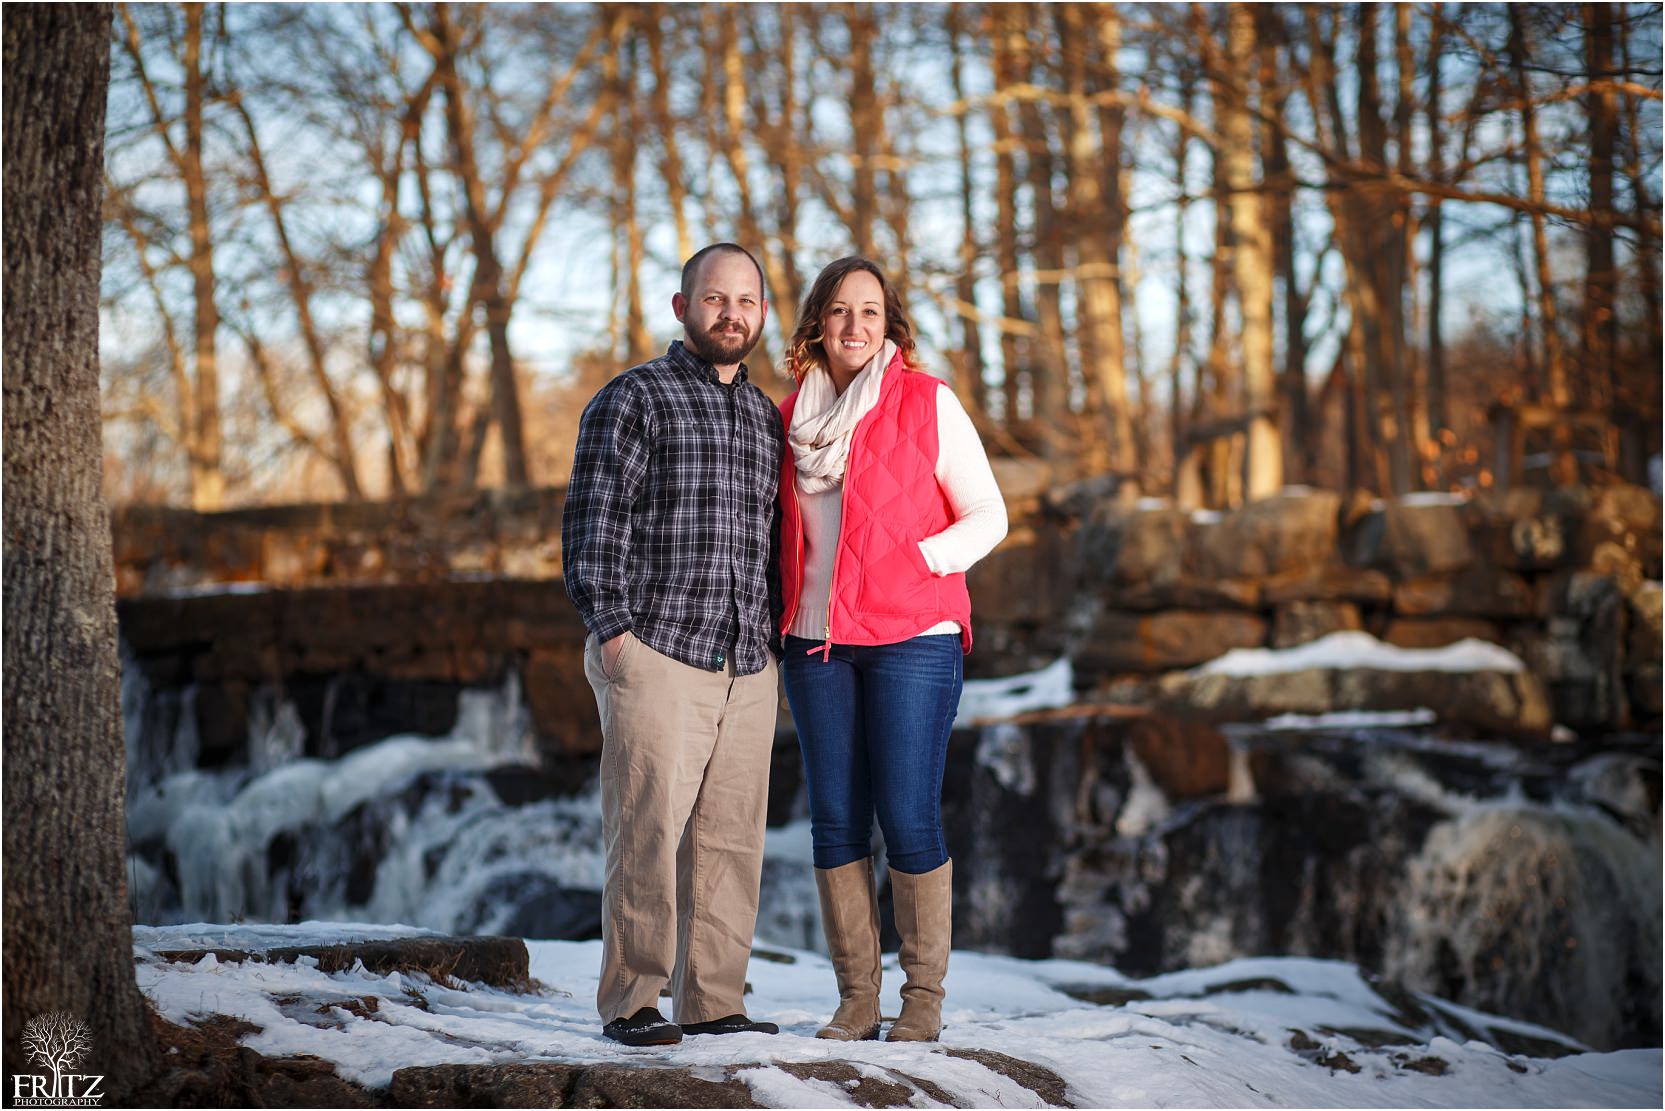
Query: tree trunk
433 5 529 488
709 7 775 372
1355 4 1412 494
991 6 1028 427
1426 5 1448 443
3 4 160 1098
741 6 805 342
1258 10 1309 484
1396 3 1430 488
846 3 879 258
1582 2 1617 410
771 7 805 337
1061 2 1135 480
1508 7 1574 484
1618 13 1661 419
414 135 466 492
365 74 433 499
1220 4 1281 499
644 5 692 263
1017 7 1070 461
233 95 364 498
1303 4 1406 494
1203 135 1234 507
948 4 986 421
1508 7 1567 410
182 3 223 509
1168 75 1194 496
607 12 652 364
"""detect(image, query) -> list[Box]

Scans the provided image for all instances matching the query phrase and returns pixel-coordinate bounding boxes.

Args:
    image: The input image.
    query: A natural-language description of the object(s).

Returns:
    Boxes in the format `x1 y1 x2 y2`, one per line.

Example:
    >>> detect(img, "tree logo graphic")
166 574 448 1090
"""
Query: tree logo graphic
13 1013 102 1105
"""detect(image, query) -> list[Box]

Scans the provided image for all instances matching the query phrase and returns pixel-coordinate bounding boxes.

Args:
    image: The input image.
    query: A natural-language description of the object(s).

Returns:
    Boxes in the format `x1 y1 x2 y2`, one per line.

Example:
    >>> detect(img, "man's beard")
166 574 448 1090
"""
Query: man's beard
683 321 756 366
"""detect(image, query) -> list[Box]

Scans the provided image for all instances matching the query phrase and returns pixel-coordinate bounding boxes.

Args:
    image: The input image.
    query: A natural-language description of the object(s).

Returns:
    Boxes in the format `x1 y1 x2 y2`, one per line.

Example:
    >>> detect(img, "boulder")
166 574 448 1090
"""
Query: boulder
1078 503 1189 589
1378 496 1473 576
1383 618 1505 650
1042 471 1121 518
1520 572 1631 729
523 647 600 756
1392 570 1536 618
156 935 531 989
1157 665 1554 735
1107 575 1261 612
1127 716 1231 799
971 524 1080 625
942 1049 1072 1110
390 1063 760 1109
1463 488 1565 570
990 457 1058 505
1192 489 1342 579
1261 566 1394 605
1272 601 1362 648
1079 610 1267 676
1576 483 1663 589
391 1063 580 1108
139 1017 381 1109
1626 582 1662 667
1628 668 1663 719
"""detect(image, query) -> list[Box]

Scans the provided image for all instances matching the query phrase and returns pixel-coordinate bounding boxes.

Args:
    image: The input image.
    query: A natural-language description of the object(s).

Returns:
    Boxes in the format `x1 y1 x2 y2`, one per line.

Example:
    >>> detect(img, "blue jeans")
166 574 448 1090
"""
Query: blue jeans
781 634 964 874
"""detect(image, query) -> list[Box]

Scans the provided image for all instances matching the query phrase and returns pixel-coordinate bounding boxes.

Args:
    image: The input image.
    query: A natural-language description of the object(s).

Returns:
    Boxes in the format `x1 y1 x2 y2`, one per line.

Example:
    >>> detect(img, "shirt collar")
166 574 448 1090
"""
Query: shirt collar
668 339 749 386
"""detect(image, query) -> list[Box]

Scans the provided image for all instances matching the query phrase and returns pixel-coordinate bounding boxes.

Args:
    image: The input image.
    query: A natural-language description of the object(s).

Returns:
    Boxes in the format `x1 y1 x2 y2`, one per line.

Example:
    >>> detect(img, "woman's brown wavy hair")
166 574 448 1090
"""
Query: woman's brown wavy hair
783 257 919 382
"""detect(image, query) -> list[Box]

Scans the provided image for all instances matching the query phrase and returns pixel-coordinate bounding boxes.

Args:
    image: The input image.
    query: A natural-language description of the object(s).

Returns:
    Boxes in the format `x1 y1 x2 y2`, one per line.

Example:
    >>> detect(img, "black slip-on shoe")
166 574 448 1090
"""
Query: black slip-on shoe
602 1006 683 1046
680 1013 780 1036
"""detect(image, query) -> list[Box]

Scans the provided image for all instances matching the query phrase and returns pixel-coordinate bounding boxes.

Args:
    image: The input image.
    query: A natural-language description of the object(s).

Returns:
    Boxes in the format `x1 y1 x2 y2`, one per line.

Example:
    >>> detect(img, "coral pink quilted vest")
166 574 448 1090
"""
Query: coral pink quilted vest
778 364 973 653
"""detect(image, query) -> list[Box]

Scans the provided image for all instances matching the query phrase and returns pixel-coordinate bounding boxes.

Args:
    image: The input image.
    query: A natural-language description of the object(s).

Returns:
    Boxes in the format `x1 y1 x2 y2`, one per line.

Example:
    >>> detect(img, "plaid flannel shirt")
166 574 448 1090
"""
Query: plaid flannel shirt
561 341 784 675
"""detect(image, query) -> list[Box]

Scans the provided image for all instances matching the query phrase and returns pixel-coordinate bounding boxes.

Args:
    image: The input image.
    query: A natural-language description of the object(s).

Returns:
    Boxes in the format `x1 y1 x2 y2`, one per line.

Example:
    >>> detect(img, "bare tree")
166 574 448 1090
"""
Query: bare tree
115 2 225 508
93 1 1663 505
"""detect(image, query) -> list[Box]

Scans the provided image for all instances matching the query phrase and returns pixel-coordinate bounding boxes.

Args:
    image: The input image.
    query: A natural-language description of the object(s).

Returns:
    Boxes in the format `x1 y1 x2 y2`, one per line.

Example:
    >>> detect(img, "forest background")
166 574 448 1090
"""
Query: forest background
99 2 1663 513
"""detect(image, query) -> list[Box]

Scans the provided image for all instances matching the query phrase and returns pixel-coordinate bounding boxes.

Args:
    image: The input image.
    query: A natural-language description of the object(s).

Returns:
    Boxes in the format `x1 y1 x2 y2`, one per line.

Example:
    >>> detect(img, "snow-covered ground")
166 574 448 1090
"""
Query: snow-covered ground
134 923 1660 1108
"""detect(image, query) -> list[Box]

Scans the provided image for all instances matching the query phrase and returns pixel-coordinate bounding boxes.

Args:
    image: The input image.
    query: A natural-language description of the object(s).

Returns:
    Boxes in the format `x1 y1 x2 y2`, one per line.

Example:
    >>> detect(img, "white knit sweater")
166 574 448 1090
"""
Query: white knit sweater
788 382 1008 642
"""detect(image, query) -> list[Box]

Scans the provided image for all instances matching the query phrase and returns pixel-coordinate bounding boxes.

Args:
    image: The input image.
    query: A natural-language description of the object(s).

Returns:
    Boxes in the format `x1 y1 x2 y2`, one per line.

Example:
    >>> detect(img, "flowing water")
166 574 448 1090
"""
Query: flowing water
120 655 1660 1050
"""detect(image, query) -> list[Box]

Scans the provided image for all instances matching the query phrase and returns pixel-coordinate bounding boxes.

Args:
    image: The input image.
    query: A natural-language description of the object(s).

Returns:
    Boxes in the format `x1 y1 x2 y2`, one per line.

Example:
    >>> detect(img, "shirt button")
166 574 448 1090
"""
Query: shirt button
715 653 725 668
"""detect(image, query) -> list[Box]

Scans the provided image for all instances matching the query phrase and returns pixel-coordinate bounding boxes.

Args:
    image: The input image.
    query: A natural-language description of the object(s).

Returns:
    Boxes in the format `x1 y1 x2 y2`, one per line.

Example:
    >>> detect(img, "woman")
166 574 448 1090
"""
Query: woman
777 257 1007 1042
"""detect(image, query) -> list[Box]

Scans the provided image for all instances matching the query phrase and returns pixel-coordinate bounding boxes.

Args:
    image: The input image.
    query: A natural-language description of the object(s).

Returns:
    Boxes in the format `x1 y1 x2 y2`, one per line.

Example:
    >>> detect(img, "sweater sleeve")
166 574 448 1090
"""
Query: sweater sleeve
917 384 1009 576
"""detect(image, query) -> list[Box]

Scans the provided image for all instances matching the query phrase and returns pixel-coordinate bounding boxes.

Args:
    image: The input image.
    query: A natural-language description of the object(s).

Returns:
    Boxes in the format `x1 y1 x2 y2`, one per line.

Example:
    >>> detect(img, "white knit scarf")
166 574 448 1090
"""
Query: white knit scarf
787 339 896 495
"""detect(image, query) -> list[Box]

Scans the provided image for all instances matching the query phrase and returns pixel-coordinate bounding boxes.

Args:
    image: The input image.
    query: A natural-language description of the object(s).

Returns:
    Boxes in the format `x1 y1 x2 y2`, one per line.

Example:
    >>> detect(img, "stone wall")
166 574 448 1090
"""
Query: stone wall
112 487 565 597
119 581 596 766
969 483 1662 732
114 481 1662 753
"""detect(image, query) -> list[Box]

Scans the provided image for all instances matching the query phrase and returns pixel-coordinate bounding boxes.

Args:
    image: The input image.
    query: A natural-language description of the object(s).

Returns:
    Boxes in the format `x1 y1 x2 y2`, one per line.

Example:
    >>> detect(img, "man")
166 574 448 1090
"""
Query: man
562 243 785 1046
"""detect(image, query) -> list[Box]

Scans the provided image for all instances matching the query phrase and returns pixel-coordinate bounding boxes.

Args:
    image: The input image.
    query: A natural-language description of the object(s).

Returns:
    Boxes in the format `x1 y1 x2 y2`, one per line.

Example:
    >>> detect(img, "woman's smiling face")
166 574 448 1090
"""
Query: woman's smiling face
819 269 886 381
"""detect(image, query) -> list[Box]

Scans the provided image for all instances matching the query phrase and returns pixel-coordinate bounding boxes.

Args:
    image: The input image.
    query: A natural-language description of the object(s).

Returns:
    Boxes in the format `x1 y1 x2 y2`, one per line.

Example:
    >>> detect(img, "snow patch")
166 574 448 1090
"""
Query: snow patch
1263 708 1439 730
1195 631 1526 677
956 658 1073 723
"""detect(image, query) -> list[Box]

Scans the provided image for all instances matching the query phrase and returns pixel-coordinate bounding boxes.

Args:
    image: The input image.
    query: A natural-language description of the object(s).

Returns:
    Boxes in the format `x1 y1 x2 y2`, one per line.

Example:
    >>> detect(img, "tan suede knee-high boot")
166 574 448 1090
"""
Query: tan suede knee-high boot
814 859 882 1040
885 859 952 1042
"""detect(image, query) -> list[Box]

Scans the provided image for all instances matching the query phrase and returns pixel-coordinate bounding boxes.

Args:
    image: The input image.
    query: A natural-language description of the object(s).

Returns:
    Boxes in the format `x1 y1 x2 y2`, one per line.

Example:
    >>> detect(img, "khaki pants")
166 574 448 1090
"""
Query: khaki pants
584 632 778 1024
